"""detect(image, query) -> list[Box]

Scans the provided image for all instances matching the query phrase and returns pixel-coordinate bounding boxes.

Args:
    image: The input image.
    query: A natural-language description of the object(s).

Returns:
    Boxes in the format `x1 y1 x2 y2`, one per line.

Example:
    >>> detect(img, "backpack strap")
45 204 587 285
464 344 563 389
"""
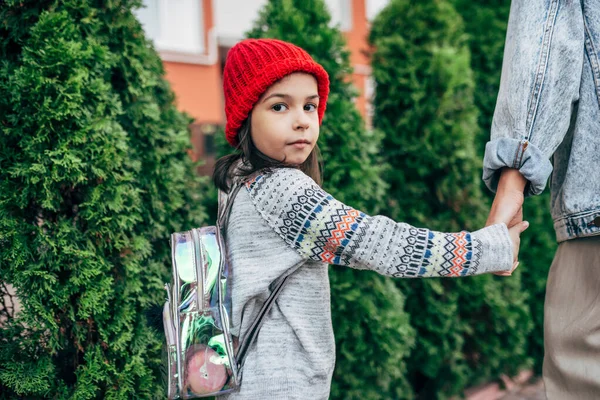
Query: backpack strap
217 170 261 230
235 270 294 371
217 183 244 231
216 174 294 373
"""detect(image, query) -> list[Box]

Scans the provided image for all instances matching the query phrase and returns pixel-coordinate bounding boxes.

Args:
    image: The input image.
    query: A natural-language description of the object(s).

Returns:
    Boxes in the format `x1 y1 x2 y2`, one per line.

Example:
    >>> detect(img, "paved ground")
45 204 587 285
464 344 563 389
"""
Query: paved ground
499 379 545 400
465 373 546 400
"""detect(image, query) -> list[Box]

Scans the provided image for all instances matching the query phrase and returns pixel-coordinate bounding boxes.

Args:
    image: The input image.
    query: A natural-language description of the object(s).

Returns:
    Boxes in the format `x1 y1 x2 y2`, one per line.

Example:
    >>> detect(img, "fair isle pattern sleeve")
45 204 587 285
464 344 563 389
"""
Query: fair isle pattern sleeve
245 169 513 277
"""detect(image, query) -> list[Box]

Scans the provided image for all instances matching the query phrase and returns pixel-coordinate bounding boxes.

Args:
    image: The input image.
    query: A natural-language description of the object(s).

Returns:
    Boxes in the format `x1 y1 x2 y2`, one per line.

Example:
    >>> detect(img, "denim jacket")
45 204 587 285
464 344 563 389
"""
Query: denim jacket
483 0 600 243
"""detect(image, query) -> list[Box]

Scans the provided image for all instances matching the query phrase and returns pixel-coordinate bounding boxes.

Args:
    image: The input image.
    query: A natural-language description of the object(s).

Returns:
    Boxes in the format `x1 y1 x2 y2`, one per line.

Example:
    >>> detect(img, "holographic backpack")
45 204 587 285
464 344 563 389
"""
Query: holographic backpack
162 183 289 398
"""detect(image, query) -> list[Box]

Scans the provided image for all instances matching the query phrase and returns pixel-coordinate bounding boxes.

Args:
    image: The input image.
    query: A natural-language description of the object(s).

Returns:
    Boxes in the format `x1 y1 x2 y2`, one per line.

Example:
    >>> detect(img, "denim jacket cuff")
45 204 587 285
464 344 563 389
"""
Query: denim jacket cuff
482 137 553 196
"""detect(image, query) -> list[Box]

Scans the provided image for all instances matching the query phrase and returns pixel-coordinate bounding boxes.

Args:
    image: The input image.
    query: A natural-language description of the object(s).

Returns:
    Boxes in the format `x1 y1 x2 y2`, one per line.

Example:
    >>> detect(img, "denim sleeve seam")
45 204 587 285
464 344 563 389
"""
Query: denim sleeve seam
525 0 560 143
510 138 531 170
583 17 600 108
511 140 523 168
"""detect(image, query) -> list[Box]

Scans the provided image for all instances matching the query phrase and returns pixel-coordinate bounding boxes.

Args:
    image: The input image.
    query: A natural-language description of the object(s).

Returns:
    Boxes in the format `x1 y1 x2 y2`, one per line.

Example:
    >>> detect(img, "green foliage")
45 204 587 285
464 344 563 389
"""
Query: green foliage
370 0 532 398
370 0 483 226
0 0 205 397
449 0 511 152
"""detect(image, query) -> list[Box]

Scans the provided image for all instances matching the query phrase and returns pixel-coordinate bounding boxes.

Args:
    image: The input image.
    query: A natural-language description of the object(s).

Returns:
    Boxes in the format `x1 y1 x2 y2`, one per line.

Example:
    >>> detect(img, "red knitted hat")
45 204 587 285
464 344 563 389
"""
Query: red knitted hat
222 39 330 147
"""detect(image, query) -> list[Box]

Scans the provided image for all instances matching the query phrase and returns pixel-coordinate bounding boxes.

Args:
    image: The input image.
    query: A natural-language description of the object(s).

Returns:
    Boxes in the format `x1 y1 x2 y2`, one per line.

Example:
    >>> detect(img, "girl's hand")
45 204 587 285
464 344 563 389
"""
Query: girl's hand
494 221 529 276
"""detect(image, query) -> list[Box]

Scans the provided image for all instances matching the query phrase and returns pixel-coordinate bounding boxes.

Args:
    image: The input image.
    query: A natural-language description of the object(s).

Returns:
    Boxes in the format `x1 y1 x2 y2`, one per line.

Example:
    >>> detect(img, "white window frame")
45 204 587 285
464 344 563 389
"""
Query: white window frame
339 0 353 31
326 0 353 31
136 0 217 65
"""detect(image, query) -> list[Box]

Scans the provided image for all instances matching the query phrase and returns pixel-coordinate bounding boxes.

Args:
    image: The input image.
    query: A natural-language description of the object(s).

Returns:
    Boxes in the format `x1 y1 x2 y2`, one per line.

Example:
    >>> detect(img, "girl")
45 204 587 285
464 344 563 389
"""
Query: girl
214 38 527 399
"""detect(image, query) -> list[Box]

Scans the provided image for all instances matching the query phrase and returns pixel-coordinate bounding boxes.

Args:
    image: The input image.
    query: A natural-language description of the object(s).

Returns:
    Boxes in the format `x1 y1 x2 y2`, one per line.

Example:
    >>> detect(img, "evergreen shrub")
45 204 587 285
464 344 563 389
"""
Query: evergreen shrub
0 1 205 397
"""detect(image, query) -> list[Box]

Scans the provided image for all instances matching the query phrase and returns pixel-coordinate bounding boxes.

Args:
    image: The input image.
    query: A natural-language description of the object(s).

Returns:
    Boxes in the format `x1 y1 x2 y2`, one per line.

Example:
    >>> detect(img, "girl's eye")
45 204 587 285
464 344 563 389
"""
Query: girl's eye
304 103 317 112
271 103 288 112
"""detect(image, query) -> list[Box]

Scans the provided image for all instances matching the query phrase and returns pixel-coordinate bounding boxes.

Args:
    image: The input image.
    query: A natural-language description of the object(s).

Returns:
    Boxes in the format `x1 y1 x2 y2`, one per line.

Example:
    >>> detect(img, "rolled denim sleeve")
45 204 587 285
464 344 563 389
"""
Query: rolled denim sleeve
483 0 585 196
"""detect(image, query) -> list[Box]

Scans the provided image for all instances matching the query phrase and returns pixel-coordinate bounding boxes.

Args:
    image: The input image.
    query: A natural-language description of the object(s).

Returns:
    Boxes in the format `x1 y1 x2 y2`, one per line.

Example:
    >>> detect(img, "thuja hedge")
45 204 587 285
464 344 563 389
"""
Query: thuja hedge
0 0 205 397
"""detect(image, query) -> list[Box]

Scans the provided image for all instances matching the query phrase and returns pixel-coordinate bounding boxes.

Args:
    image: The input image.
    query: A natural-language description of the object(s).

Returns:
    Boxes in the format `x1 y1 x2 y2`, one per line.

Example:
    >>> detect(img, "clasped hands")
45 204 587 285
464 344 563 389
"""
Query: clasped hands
486 168 530 276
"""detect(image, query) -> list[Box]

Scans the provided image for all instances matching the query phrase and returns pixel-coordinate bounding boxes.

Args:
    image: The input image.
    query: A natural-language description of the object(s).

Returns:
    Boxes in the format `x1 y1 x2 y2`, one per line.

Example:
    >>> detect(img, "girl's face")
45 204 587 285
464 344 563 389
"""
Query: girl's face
250 73 320 165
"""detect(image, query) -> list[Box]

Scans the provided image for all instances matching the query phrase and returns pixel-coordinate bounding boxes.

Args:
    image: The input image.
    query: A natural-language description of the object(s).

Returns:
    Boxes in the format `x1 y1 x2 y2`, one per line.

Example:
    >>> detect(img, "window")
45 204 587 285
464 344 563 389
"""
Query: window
326 0 353 31
189 124 218 175
135 0 205 54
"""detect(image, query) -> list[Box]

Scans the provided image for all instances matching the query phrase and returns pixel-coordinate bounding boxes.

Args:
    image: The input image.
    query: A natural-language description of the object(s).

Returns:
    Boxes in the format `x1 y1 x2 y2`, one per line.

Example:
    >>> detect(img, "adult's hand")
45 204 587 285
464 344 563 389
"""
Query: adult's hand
486 168 527 228
487 168 528 276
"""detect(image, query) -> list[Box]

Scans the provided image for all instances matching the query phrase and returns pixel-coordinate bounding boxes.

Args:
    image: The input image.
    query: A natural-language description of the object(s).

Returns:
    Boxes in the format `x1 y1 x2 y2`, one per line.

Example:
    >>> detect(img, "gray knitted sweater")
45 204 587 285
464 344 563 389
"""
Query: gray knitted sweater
219 167 513 400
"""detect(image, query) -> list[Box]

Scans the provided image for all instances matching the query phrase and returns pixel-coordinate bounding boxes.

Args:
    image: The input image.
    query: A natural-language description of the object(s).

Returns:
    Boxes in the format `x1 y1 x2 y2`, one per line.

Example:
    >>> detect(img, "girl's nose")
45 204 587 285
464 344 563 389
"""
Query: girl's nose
293 110 310 130
294 121 309 130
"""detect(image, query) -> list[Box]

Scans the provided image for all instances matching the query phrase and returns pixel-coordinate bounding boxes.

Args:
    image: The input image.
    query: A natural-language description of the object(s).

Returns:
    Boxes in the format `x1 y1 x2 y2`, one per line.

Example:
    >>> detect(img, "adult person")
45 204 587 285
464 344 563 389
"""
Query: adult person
483 1 600 398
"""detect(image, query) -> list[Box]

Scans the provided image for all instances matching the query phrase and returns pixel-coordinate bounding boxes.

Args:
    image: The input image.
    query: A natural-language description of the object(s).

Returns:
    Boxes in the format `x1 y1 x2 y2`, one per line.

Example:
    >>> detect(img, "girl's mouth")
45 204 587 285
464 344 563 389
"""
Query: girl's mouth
289 139 311 149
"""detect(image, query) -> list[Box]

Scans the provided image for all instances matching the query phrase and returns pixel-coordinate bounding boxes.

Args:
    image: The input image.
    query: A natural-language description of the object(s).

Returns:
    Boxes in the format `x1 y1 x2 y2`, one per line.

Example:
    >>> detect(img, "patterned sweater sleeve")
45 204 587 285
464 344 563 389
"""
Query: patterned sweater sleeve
245 168 514 277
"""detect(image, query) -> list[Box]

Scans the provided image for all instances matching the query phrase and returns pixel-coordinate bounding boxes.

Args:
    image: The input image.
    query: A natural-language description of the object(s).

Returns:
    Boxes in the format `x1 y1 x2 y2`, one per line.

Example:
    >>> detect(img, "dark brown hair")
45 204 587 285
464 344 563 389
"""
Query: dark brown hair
212 114 323 193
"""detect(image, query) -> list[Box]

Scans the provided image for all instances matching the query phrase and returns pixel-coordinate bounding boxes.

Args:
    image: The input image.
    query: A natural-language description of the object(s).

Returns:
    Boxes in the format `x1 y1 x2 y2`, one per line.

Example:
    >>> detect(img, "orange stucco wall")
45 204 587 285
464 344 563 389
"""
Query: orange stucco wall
352 74 367 121
342 0 371 125
162 0 223 125
163 61 223 124
344 0 370 67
